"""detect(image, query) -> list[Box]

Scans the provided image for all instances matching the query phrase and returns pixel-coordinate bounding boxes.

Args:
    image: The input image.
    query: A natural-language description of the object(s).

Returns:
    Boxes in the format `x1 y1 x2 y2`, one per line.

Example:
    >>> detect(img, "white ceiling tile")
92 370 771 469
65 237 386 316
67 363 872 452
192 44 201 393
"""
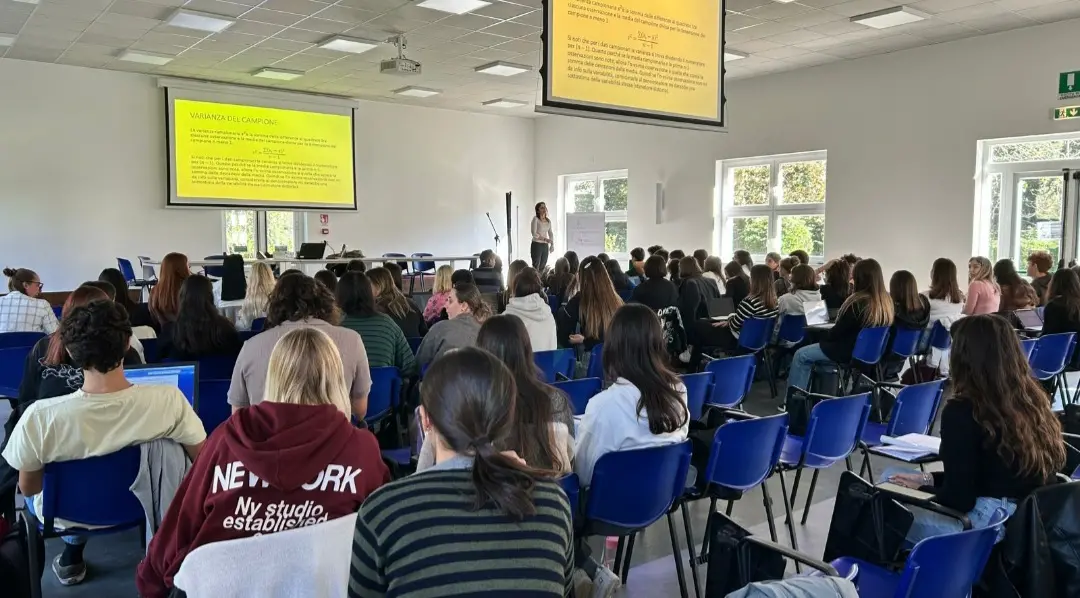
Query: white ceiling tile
228 19 285 36
12 34 72 50
435 12 502 30
993 0 1060 9
726 0 773 12
293 17 353 34
454 30 512 47
391 3 448 22
83 22 149 42
729 38 784 53
178 0 253 18
136 0 192 6
480 20 538 38
108 0 173 20
763 28 827 45
258 0 332 16
465 46 519 61
253 35 312 51
757 45 809 59
313 5 378 24
95 12 163 30
744 2 814 21
34 2 104 20
472 1 533 20
0 14 29 35
489 37 538 54
775 8 846 27
826 0 901 17
509 9 542 27
5 46 64 61
792 34 849 49
45 0 113 8
1016 0 1080 21
905 21 982 38
141 30 205 46
363 12 432 32
22 14 89 34
19 26 82 42
244 8 307 26
936 2 1010 21
271 26 328 42
337 0 409 11
909 0 994 13
58 54 111 67
726 13 765 30
963 12 1038 30
806 18 868 34
781 51 843 65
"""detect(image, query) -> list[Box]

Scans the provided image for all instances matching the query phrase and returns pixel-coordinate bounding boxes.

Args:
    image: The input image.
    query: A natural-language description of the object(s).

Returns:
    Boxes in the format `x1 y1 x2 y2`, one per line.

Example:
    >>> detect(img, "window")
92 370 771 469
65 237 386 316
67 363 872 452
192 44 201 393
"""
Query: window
222 210 305 260
717 151 827 263
563 170 628 257
975 133 1080 266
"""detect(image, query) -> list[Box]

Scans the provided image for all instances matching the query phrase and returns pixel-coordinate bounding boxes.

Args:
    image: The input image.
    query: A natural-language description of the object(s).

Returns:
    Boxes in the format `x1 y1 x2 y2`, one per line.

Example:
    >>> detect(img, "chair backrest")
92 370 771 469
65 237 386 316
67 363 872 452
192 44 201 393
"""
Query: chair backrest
196 355 237 380
141 338 160 363
40 446 144 530
547 294 560 315
928 320 951 351
0 331 46 349
803 393 871 462
890 327 922 359
617 289 633 302
553 377 602 416
851 326 891 366
0 341 41 397
238 330 260 342
704 354 756 409
534 349 575 383
776 314 807 345
586 343 604 379
250 317 266 332
704 413 789 492
52 305 63 318
410 253 436 273
558 473 580 522
407 336 423 355
584 441 692 529
197 379 232 433
886 379 945 437
893 509 1009 597
680 372 713 420
117 257 137 282
1030 332 1076 376
366 367 402 424
382 253 409 272
737 317 777 352
1020 338 1038 361
138 256 157 281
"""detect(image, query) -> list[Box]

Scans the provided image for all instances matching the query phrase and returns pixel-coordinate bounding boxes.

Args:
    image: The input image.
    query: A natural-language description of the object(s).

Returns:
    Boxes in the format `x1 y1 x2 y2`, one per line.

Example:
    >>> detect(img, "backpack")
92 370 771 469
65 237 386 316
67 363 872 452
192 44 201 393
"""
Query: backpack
657 306 688 362
0 515 32 598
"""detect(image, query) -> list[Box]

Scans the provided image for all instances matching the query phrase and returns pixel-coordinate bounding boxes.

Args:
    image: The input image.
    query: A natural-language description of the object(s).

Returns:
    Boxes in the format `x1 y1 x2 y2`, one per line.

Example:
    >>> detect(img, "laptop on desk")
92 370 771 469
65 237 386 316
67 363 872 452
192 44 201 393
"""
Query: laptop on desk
125 362 199 409
707 297 736 321
296 242 327 260
1014 309 1043 331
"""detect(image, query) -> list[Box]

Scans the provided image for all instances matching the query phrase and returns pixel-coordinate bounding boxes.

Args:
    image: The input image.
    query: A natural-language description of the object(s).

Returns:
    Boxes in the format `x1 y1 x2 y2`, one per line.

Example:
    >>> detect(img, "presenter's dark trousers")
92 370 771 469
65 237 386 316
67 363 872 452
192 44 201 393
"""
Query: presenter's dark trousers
531 241 550 271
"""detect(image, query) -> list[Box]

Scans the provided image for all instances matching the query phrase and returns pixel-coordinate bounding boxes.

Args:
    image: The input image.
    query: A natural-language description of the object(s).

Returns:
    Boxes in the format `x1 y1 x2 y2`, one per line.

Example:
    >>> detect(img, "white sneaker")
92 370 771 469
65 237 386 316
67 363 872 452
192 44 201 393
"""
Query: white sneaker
590 564 621 598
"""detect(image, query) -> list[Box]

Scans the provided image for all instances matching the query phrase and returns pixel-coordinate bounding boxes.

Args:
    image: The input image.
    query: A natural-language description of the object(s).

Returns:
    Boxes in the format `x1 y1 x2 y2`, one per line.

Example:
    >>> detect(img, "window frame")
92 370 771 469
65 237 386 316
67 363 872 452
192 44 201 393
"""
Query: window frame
220 210 307 259
715 150 827 265
561 169 629 260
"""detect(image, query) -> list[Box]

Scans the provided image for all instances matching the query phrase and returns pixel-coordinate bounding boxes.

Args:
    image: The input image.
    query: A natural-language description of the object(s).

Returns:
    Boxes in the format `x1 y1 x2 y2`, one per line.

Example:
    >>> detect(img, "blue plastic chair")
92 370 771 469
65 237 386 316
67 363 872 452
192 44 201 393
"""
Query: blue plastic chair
617 289 633 302
0 332 45 398
1029 332 1076 405
366 367 402 427
831 508 1008 598
558 473 580 524
680 372 713 420
409 253 436 293
196 355 237 380
777 393 871 539
553 377 602 415
703 354 756 409
24 447 145 598
202 255 226 279
547 294 560 315
238 330 260 342
382 253 409 275
1020 337 1037 361
928 320 951 351
117 257 140 285
585 343 604 379
407 337 423 355
677 414 790 597
823 326 889 394
582 441 693 592
250 317 266 332
858 379 945 480
140 338 160 363
890 327 923 380
196 379 231 433
775 313 807 346
736 317 778 398
51 305 62 318
534 349 575 383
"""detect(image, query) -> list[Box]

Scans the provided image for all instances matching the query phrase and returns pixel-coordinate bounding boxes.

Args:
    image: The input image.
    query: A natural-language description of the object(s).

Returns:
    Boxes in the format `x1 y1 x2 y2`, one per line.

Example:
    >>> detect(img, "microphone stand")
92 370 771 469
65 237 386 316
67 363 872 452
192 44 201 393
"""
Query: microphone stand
486 212 501 252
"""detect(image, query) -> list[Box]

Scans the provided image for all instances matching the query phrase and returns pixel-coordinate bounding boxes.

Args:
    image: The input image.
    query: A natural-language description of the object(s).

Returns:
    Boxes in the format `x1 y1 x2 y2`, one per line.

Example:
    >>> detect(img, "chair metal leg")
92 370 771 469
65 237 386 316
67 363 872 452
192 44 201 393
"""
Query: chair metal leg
762 352 778 398
620 532 637 584
845 456 854 472
613 536 625 574
863 451 875 482
788 466 804 515
680 502 703 598
725 500 734 516
25 517 42 598
776 470 802 573
667 513 690 598
761 479 779 544
800 469 820 525
699 497 718 558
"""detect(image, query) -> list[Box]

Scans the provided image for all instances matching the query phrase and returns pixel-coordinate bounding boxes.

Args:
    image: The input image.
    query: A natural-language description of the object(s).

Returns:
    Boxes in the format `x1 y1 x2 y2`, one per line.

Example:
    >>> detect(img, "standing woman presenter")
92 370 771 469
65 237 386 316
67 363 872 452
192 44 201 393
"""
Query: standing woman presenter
531 202 554 271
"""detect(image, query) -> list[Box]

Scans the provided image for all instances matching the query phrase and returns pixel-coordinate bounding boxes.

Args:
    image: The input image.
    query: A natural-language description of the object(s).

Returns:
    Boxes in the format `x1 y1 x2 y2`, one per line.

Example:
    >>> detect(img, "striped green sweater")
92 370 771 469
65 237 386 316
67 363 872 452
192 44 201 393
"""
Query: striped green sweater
342 314 418 376
348 468 574 598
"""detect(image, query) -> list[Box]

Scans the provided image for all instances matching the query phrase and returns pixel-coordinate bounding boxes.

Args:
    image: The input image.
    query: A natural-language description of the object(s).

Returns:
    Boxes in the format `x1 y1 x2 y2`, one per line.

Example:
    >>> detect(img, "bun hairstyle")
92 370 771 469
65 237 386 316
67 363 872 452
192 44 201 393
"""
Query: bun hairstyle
4 267 38 294
422 347 538 520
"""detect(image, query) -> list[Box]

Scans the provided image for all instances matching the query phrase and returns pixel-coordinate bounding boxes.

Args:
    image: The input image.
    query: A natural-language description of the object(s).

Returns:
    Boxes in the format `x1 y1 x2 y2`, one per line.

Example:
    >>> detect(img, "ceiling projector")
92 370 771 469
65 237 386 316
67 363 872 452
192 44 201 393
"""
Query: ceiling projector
381 34 421 75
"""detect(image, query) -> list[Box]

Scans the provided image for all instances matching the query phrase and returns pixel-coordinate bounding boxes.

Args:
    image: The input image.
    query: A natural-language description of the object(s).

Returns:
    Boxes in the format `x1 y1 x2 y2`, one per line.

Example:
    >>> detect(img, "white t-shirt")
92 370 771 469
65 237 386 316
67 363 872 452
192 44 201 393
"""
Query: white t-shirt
2 384 206 523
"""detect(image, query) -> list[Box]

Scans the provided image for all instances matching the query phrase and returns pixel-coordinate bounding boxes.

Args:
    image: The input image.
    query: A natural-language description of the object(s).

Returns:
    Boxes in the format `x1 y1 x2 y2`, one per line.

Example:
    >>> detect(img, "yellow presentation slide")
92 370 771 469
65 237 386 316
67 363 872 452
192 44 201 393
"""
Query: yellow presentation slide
173 99 354 207
548 0 721 121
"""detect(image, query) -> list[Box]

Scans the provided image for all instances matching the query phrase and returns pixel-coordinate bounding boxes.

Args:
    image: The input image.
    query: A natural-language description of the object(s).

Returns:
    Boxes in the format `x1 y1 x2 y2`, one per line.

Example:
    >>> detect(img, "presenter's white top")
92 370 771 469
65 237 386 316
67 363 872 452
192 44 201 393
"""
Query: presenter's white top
531 217 554 244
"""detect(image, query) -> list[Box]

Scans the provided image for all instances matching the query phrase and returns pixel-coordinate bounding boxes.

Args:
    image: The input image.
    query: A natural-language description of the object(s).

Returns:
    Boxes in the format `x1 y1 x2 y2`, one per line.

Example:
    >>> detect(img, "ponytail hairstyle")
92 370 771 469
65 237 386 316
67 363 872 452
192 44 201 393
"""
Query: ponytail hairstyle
4 267 39 295
453 283 493 323
45 285 110 366
840 258 894 326
422 347 539 519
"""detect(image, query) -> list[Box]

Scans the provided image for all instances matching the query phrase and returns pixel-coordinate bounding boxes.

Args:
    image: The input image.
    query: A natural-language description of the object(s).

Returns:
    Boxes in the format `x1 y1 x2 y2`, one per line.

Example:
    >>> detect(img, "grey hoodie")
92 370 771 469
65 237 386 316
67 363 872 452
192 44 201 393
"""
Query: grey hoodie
778 288 823 316
502 293 558 352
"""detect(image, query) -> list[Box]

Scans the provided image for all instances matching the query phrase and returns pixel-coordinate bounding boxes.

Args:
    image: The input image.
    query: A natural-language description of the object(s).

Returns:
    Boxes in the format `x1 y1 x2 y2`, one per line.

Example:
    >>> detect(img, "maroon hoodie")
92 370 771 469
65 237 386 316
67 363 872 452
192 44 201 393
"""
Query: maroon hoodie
136 402 390 598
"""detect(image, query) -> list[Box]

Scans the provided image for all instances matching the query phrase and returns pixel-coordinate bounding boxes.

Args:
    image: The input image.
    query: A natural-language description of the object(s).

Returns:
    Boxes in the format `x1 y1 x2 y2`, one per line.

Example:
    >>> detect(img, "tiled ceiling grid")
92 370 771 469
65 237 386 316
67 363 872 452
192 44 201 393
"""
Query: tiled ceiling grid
0 0 1078 116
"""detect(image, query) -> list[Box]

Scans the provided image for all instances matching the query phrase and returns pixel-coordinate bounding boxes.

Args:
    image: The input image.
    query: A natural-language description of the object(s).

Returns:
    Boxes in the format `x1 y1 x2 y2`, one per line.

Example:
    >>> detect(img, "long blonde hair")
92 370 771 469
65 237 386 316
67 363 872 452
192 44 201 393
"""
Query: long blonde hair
969 256 996 288
264 327 351 417
433 265 454 294
839 258 893 326
240 262 275 325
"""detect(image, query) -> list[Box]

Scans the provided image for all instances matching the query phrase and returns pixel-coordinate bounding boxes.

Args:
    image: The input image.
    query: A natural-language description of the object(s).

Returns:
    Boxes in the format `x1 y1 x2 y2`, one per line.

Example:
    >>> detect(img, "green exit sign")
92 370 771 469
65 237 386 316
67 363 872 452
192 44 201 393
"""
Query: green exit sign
1060 71 1080 99
1054 106 1080 120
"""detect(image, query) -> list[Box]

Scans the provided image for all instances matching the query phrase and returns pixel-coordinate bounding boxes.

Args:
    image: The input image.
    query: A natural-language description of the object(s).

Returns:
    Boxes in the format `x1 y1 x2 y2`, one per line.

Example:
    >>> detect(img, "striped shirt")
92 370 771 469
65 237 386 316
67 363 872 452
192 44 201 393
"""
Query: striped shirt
349 464 574 598
342 313 418 377
728 295 779 338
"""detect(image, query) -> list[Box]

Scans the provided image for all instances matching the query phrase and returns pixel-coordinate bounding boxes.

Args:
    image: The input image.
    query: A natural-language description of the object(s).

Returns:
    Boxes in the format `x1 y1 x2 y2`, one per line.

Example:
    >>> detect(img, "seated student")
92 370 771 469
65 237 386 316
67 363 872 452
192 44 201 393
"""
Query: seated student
501 259 529 313
0 267 58 334
995 258 1038 312
502 268 558 352
417 315 574 473
705 265 779 350
789 250 810 267
723 260 750 306
2 300 205 586
1041 268 1080 365
228 274 370 419
416 283 491 367
776 264 822 343
702 255 725 295
668 250 684 262
236 262 275 331
734 250 754 276
349 348 573 597
765 251 782 280
667 257 681 285
631 255 680 312
1027 250 1053 306
98 267 154 329
925 258 966 328
383 261 406 292
148 253 191 331
368 267 427 338
774 256 797 297
626 247 646 279
677 256 721 339
471 249 504 292
597 252 611 264
336 272 417 376
882 270 930 379
313 269 338 293
575 304 689 486
137 327 390 598
605 259 633 292
964 256 1001 315
563 250 580 275
546 257 574 304
81 280 146 362
347 259 366 273
556 256 622 350
882 315 1064 544
159 275 242 361
789 259 894 392
422 265 454 325
819 258 852 316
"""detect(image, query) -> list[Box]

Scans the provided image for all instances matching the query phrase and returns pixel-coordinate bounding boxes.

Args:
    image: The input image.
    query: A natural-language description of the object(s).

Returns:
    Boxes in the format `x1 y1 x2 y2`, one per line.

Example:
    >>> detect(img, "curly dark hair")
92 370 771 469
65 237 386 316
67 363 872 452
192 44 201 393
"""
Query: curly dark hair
267 274 340 327
61 299 132 373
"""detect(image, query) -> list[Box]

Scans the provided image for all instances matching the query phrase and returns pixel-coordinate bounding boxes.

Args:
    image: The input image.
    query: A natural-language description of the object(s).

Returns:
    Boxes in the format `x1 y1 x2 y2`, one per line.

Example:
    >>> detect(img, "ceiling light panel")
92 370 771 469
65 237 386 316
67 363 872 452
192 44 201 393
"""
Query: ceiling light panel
851 6 930 29
166 9 236 33
318 35 381 54
253 68 305 81
475 61 530 76
483 98 527 108
416 0 492 15
394 86 442 97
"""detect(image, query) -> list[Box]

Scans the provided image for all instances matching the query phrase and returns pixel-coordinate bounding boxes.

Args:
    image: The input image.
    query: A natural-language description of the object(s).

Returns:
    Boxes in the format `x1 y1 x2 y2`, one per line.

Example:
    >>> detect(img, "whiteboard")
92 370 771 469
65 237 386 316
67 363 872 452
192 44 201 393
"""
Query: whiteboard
566 212 606 257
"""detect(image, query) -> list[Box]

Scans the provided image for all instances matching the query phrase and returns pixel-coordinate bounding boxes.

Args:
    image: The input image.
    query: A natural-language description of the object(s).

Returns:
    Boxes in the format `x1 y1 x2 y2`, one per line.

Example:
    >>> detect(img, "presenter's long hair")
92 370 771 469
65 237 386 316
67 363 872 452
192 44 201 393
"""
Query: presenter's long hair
577 256 622 340
150 252 190 325
534 202 549 222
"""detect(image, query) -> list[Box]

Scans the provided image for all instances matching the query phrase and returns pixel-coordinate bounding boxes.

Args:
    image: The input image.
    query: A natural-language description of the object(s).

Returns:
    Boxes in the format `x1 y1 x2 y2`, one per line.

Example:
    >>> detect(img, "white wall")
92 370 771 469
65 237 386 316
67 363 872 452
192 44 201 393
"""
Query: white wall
0 59 534 290
534 18 1080 278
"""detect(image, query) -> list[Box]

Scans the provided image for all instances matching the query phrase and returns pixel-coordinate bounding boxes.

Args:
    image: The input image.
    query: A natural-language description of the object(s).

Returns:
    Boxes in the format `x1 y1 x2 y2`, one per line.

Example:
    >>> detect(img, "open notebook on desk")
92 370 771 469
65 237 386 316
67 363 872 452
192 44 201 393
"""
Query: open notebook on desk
874 433 941 461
